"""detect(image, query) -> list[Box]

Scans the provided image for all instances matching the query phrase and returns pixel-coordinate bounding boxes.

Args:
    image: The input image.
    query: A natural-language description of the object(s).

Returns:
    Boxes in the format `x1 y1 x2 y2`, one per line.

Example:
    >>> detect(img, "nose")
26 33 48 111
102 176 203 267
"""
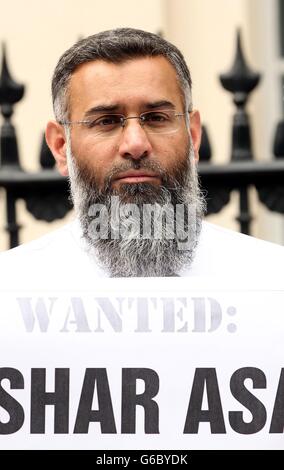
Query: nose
117 119 153 160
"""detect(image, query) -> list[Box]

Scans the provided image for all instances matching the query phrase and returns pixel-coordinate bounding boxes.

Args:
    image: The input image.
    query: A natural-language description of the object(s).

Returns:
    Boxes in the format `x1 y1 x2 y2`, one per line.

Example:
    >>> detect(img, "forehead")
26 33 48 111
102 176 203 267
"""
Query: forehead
68 56 184 117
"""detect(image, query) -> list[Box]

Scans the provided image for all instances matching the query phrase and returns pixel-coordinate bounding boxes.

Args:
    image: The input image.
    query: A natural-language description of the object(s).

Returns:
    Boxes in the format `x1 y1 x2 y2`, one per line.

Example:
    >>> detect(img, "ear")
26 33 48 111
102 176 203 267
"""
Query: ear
45 120 69 176
189 110 201 163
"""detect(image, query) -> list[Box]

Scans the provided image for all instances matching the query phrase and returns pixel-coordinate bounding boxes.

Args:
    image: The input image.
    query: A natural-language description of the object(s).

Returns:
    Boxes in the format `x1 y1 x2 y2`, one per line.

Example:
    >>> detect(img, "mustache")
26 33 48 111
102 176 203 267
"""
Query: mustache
104 160 167 191
67 140 193 200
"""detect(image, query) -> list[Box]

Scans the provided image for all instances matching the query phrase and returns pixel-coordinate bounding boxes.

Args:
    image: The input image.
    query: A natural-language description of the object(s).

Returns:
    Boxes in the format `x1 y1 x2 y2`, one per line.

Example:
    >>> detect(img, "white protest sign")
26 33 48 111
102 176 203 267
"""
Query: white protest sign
0 277 283 449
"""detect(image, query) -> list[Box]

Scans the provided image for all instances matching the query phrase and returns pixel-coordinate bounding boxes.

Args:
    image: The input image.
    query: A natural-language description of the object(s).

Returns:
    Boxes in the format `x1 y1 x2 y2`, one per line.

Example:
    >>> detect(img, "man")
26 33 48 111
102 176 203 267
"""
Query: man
1 28 283 282
0 29 284 452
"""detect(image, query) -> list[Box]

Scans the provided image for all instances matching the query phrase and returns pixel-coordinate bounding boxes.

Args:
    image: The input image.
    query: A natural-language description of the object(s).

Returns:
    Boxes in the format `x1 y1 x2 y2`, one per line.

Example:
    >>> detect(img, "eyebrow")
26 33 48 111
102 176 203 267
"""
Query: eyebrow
84 104 120 117
144 100 175 110
84 100 176 118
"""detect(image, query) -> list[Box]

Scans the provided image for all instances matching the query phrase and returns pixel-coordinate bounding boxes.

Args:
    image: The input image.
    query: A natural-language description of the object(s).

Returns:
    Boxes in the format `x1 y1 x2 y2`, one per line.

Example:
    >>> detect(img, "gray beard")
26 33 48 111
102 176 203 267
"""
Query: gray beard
66 142 206 277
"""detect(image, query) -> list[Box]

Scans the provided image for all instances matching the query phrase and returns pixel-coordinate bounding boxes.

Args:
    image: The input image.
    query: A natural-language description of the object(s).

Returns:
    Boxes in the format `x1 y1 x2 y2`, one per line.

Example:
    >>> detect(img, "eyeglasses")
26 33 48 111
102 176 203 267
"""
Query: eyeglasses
59 109 188 138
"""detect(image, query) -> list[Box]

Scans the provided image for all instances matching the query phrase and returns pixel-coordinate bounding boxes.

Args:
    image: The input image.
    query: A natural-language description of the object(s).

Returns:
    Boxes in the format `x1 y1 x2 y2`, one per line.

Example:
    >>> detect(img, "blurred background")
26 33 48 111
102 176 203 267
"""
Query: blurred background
0 0 283 251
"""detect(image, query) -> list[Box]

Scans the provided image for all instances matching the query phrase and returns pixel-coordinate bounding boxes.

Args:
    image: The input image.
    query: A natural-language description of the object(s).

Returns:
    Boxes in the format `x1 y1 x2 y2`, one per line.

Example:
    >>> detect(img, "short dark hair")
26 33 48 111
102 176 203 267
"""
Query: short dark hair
52 27 192 121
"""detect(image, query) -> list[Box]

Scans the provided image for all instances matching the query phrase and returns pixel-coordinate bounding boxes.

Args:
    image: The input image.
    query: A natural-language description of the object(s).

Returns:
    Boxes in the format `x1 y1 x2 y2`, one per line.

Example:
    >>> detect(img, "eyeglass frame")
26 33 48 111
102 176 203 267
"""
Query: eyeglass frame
58 108 190 136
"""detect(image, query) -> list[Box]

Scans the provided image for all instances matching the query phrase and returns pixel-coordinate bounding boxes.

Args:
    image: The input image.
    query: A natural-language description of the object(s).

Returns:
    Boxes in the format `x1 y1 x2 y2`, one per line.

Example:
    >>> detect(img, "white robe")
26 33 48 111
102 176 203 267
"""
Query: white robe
0 219 283 289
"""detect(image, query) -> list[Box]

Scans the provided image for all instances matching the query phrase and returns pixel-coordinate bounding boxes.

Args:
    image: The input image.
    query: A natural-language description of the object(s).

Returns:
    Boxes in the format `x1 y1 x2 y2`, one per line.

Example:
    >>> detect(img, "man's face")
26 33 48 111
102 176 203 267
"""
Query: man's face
66 56 198 192
46 55 204 277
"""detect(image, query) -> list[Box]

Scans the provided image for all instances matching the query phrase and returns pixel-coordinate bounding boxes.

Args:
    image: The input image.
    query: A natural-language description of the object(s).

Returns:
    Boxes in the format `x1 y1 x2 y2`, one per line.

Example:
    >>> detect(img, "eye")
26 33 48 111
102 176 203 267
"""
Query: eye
142 111 172 124
87 115 122 128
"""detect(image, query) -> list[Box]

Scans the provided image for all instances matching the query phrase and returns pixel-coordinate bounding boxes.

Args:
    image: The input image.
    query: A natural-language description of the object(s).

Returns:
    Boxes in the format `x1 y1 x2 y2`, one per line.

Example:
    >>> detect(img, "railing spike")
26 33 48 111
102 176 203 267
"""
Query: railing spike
199 125 212 161
219 29 261 161
0 44 25 168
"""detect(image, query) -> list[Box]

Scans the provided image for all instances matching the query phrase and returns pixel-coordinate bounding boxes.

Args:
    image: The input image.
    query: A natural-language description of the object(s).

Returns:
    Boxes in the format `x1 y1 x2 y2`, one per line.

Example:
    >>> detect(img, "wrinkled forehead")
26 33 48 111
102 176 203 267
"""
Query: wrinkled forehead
67 56 186 118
